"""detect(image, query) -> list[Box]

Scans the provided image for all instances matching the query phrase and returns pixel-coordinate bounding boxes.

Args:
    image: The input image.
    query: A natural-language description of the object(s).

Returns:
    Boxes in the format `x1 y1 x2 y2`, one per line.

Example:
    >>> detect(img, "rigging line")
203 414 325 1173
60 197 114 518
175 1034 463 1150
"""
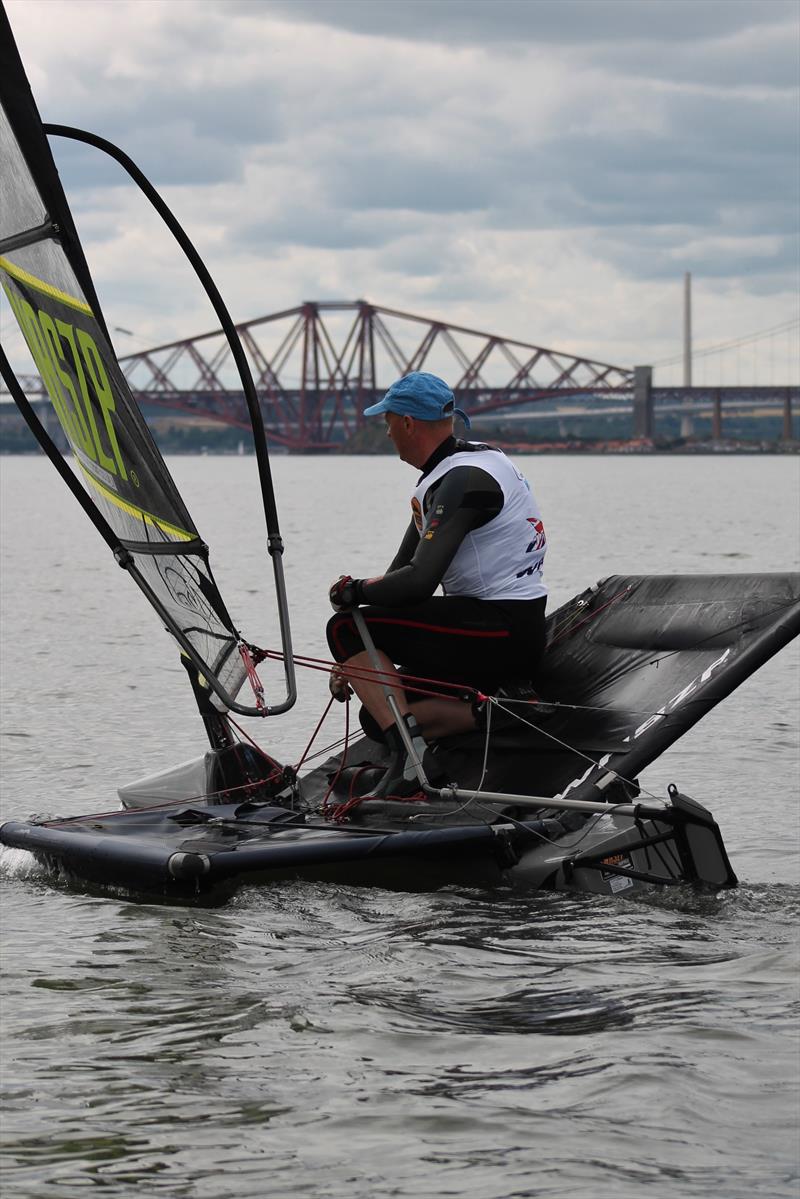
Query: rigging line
331 667 470 701
649 317 800 366
329 787 435 823
260 647 478 701
224 716 284 772
409 702 496 823
274 643 675 722
323 696 355 819
294 732 349 766
490 695 668 717
75 732 350 831
263 643 669 720
267 657 470 695
225 718 266 754
48 767 288 826
261 643 664 721
239 643 266 710
461 699 494 809
259 589 798 724
228 680 349 765
488 696 662 803
227 705 353 773
294 695 337 773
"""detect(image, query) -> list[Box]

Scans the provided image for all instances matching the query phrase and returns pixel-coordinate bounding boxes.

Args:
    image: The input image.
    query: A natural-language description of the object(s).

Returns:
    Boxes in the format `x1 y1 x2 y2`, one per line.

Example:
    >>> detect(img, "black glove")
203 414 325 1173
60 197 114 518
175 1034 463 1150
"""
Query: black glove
329 575 362 611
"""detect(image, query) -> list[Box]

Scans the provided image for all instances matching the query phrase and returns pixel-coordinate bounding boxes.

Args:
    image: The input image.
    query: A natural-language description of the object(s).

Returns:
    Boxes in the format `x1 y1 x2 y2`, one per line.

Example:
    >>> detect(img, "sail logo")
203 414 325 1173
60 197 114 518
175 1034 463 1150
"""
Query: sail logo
623 648 732 742
556 647 732 799
160 564 218 625
2 284 127 482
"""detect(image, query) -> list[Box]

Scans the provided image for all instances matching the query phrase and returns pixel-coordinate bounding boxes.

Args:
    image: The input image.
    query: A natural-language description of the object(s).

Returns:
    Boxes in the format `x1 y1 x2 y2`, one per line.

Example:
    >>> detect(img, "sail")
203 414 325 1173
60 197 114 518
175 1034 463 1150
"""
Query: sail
0 8 248 707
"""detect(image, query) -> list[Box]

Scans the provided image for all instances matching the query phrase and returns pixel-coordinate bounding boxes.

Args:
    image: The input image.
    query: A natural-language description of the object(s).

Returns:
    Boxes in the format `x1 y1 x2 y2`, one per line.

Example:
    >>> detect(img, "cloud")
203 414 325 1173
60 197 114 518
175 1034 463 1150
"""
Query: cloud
254 0 796 50
2 0 798 385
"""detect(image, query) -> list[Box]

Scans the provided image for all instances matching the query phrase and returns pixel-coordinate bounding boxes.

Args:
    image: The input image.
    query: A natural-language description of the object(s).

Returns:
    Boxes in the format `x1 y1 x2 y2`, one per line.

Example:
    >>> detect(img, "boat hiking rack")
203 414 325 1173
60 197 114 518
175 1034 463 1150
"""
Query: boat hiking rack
350 610 735 891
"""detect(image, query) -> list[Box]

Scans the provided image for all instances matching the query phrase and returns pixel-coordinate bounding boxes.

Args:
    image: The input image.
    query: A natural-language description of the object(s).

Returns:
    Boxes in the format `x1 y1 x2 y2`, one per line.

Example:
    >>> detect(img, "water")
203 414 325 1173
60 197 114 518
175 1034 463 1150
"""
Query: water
1 453 799 1198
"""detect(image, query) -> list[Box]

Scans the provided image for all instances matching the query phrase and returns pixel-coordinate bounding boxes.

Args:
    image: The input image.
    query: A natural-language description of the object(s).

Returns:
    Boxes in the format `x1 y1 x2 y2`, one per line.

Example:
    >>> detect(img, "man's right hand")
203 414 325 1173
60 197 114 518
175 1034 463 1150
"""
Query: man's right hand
329 575 361 610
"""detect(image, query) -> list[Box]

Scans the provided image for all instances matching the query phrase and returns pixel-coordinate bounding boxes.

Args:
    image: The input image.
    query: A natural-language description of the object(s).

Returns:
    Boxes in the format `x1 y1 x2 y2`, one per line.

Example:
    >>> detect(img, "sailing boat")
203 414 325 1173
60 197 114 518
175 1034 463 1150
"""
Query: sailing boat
1 9 798 901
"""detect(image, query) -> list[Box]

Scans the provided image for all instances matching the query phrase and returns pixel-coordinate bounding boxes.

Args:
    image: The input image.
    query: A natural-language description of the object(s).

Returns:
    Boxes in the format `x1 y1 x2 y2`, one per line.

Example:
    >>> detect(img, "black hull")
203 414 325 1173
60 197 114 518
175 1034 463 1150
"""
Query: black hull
0 790 736 904
2 571 796 903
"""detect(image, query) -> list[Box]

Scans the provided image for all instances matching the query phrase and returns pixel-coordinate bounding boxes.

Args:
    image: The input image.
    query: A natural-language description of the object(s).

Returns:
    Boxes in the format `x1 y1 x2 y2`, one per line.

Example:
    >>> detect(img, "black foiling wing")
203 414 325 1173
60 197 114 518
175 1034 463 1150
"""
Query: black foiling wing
530 573 800 802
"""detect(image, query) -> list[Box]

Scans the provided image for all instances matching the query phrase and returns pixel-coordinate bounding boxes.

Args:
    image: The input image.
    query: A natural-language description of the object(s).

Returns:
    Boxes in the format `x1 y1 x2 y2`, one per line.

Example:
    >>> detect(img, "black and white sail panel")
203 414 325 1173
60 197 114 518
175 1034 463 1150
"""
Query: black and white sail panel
0 18 247 705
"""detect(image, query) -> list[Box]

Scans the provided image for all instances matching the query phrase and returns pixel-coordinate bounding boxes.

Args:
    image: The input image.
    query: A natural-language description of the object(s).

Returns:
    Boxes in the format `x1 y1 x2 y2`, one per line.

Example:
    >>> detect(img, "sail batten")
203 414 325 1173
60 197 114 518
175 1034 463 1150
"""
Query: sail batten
0 219 57 255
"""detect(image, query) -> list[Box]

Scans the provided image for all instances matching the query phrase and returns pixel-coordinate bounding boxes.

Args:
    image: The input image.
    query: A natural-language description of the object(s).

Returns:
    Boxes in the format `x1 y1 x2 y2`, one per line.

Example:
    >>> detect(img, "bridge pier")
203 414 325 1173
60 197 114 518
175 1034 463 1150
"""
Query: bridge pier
712 390 722 440
633 366 653 439
784 388 794 442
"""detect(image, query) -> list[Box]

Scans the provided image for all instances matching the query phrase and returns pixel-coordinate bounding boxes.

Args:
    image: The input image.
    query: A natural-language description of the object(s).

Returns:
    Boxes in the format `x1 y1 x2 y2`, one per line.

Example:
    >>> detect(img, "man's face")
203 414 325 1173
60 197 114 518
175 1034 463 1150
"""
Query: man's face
385 411 417 465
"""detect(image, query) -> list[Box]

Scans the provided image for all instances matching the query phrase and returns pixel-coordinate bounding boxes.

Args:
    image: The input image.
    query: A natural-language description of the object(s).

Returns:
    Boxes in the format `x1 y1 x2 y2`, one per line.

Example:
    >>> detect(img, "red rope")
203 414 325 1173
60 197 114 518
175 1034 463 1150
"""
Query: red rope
294 695 336 774
328 795 363 823
327 787 427 824
239 642 266 710
257 647 481 704
62 589 643 834
321 692 351 818
227 716 284 775
349 765 376 800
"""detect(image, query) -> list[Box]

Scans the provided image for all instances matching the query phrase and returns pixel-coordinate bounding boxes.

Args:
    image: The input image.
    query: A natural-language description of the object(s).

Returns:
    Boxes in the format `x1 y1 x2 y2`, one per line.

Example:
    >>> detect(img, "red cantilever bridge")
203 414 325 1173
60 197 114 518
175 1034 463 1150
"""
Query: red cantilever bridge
10 300 793 449
114 301 634 450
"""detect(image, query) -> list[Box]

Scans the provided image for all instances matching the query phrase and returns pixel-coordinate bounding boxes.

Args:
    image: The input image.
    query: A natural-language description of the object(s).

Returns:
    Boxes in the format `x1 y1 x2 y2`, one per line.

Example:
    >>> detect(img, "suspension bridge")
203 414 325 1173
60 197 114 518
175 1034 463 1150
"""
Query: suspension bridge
2 301 797 450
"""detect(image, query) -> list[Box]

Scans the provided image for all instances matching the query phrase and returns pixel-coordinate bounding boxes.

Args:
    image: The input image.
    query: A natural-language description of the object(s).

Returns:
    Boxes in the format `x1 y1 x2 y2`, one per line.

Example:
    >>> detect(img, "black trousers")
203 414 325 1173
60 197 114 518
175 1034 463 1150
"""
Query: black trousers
326 596 546 695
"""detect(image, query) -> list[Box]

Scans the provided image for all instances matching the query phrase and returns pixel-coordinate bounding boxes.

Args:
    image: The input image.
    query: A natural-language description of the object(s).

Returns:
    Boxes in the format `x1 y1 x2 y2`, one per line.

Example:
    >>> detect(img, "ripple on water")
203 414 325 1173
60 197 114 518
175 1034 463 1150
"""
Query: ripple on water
2 457 799 1198
2 863 799 1198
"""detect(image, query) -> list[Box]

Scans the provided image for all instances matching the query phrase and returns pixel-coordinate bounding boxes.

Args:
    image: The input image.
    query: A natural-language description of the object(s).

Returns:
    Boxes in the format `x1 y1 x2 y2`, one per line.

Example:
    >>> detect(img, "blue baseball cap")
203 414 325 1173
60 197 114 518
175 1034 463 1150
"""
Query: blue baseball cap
364 371 471 429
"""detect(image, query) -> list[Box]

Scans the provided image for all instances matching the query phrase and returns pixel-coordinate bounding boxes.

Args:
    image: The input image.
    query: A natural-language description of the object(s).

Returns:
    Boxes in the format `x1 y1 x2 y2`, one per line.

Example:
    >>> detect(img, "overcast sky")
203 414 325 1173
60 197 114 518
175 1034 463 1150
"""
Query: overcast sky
2 0 799 385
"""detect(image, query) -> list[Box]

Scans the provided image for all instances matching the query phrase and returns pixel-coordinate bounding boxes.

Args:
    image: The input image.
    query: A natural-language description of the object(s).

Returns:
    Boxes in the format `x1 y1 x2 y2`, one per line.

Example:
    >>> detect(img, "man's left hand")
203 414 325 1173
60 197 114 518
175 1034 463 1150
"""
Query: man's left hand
328 665 353 701
329 575 361 611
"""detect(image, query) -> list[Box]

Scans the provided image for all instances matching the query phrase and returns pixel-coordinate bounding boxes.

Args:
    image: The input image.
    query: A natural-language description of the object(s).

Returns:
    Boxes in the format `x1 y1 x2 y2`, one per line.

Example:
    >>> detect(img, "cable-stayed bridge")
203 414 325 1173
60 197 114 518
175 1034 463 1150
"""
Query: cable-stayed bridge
3 300 797 449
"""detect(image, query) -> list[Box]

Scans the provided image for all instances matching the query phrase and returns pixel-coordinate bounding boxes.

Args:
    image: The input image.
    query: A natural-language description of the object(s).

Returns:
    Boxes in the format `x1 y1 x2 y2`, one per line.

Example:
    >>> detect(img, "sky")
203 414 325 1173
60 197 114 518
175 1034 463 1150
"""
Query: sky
2 0 799 386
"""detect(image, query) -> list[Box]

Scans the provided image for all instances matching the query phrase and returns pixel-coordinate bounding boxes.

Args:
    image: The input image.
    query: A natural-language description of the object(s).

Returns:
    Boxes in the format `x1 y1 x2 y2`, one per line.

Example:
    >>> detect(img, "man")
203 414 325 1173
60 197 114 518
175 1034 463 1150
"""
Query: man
327 371 547 793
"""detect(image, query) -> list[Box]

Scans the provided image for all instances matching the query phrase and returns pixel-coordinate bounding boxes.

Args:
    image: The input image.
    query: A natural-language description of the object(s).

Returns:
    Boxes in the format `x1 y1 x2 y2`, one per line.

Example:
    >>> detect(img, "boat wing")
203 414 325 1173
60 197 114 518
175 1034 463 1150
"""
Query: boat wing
0 7 250 709
535 572 800 802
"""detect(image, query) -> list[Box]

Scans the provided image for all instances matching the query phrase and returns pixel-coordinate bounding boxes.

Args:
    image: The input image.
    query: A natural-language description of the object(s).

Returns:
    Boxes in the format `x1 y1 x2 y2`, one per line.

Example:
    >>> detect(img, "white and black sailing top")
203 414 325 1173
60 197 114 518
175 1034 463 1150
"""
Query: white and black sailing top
358 437 547 608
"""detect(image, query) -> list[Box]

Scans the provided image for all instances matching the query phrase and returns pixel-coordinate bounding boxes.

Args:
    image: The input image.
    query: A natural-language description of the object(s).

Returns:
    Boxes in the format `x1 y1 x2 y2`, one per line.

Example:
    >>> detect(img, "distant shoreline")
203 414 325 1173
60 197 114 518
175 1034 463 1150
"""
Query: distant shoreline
1 444 798 457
